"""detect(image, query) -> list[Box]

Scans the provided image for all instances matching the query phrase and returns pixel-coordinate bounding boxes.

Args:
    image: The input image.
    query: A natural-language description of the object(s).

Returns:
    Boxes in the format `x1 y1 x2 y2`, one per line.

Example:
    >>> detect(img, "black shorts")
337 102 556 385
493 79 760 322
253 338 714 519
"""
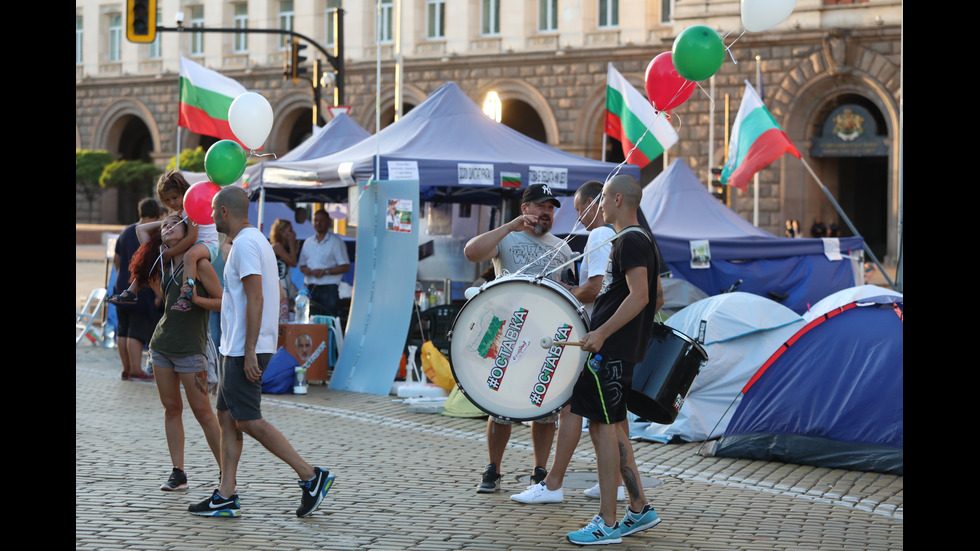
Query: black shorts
570 355 634 425
116 308 157 344
215 353 272 421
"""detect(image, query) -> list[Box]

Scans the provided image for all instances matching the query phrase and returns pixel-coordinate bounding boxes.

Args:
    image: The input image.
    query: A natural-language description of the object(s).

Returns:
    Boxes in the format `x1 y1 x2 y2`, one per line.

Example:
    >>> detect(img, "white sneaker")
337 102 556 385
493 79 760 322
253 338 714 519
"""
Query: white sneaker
510 481 564 504
584 483 626 501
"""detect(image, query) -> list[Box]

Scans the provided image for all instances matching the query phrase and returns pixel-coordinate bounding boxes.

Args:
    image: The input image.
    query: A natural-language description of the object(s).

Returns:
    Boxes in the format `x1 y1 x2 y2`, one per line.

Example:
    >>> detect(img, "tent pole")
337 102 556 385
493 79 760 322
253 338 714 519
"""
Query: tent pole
799 158 896 291
258 187 266 234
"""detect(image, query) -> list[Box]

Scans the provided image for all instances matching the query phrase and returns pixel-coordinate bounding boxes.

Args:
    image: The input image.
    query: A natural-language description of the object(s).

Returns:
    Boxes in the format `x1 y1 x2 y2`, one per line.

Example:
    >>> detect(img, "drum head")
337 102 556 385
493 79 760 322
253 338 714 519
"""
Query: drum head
450 277 589 421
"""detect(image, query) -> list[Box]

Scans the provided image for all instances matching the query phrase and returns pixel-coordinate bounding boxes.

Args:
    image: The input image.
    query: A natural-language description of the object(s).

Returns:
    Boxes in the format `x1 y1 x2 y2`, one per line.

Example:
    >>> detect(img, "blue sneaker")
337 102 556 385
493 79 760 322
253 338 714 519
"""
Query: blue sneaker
296 467 335 517
619 504 661 536
567 514 622 545
188 490 241 517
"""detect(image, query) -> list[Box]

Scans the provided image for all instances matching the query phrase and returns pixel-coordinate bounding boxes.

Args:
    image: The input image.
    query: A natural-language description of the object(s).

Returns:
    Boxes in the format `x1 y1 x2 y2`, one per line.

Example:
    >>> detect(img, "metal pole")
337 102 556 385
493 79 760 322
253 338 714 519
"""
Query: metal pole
799 158 896 291
753 56 761 226
394 0 403 122
708 74 714 187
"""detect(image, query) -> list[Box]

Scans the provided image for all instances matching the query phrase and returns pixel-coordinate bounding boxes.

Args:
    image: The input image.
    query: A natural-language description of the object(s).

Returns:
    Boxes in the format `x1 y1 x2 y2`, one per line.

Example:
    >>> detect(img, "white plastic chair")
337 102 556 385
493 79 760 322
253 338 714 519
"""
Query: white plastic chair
76 288 107 345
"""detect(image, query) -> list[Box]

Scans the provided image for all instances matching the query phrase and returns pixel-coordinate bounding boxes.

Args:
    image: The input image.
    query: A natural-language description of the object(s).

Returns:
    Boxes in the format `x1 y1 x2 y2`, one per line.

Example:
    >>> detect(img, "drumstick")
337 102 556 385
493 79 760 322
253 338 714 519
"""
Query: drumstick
540 337 585 348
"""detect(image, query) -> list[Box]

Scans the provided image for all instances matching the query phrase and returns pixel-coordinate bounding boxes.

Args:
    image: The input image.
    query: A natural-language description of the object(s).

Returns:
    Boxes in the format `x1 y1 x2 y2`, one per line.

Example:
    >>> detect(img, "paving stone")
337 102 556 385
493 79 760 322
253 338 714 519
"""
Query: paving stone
76 346 903 549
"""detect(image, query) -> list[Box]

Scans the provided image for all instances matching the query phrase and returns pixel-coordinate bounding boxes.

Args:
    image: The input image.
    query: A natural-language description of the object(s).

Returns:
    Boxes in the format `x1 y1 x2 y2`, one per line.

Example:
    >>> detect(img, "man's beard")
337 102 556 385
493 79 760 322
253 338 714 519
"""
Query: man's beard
533 217 551 235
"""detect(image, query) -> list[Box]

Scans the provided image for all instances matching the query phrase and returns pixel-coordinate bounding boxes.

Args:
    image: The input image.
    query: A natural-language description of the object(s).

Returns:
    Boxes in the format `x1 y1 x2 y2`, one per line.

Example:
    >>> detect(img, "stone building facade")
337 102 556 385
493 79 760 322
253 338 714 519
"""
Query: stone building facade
76 0 902 263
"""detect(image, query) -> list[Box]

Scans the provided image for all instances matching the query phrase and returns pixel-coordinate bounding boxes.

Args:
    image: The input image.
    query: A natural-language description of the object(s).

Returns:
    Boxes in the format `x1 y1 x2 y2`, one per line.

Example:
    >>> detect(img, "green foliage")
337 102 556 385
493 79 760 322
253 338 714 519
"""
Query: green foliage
167 147 207 172
99 159 161 189
76 150 114 188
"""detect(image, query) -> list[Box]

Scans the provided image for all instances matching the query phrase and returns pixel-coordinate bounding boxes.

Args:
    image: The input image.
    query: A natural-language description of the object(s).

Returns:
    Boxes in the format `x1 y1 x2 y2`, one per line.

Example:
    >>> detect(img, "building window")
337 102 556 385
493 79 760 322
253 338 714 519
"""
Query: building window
76 16 83 64
481 0 499 36
426 0 445 40
376 0 393 44
279 0 294 50
190 5 204 56
109 13 122 62
148 5 162 58
598 0 618 28
661 0 673 24
538 0 558 32
325 0 342 47
233 2 248 53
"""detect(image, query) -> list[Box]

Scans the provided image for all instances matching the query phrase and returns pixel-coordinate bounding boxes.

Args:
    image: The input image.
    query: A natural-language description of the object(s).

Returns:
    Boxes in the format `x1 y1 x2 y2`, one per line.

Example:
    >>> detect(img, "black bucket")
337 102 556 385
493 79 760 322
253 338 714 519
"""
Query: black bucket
628 323 708 425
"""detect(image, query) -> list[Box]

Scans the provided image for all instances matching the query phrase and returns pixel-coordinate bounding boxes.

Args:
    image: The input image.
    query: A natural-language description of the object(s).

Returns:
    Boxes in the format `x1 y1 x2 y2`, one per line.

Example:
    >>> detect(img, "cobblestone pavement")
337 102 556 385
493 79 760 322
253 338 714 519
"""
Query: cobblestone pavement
76 343 902 551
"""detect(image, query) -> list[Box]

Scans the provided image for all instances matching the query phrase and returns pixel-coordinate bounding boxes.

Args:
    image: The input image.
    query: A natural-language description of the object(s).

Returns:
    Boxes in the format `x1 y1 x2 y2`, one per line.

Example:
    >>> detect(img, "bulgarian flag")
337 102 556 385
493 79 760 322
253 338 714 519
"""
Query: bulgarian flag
721 81 801 192
604 64 678 168
178 56 248 146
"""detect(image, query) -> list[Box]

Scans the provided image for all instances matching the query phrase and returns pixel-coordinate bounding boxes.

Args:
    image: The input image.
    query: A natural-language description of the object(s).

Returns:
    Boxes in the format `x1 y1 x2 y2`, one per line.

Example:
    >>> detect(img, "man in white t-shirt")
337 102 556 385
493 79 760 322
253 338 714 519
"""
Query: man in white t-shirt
187 186 334 519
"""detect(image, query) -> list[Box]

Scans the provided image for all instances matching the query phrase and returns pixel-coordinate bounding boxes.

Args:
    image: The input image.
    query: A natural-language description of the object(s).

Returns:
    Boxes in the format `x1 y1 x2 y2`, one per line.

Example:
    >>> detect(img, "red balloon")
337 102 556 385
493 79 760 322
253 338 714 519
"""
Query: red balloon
644 52 696 112
183 181 221 225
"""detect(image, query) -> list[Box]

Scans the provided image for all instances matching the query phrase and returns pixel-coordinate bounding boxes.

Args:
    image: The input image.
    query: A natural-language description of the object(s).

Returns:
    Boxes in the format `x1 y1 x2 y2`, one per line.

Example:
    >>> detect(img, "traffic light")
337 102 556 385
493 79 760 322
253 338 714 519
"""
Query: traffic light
710 168 729 205
126 0 157 43
291 38 308 84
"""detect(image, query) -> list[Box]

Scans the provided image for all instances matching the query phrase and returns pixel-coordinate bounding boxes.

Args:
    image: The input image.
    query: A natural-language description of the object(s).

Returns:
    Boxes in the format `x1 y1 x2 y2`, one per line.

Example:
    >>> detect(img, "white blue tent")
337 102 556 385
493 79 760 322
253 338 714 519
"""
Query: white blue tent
631 292 804 443
710 293 903 474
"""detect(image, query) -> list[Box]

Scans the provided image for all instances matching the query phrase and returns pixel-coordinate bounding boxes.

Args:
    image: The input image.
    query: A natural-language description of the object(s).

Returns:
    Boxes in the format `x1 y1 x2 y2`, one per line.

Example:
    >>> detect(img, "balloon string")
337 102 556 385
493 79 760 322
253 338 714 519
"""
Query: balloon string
723 28 746 65
248 151 277 161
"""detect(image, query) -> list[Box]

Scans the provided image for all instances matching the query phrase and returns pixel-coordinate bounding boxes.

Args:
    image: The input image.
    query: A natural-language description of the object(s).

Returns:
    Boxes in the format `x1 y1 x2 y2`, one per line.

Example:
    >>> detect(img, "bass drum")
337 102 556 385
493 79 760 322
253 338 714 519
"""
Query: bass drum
628 323 708 425
449 275 590 422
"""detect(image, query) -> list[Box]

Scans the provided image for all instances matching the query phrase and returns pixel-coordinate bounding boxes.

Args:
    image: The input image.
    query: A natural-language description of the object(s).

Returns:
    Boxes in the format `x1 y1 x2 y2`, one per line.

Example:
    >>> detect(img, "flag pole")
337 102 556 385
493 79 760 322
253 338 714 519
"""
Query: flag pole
798 158 896 291
753 56 761 226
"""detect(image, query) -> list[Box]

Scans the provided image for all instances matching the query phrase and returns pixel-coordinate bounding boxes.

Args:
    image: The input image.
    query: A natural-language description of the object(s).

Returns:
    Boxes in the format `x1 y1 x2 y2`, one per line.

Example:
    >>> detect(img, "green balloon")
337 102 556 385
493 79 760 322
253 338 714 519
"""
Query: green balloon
204 140 247 186
672 25 725 82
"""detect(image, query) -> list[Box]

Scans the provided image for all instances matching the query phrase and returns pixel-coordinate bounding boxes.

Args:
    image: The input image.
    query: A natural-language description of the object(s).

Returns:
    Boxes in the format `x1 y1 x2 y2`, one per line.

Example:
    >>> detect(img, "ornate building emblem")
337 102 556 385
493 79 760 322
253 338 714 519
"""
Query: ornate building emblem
833 109 864 141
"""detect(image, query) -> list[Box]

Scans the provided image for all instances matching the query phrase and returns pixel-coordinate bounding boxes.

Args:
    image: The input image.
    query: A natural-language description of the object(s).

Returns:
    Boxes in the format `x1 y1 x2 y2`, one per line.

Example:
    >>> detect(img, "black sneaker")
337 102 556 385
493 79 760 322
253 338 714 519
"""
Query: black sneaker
161 467 188 491
531 466 548 485
476 463 501 493
296 467 335 518
188 490 241 517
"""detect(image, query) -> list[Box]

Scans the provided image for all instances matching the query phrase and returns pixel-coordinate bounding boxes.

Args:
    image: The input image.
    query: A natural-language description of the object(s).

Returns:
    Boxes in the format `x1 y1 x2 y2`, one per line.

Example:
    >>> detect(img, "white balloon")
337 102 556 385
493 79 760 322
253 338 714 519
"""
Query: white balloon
228 92 274 151
741 0 797 32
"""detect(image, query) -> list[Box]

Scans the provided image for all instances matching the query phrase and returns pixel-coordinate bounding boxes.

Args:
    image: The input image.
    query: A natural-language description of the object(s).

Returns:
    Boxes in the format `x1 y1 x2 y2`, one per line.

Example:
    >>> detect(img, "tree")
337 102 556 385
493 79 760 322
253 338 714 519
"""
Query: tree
76 150 114 223
100 159 162 223
167 147 207 173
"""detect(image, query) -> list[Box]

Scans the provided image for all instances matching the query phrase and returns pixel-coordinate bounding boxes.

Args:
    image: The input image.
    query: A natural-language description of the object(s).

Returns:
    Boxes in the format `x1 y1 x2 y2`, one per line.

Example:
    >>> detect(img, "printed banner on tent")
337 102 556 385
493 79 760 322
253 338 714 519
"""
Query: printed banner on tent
528 166 568 189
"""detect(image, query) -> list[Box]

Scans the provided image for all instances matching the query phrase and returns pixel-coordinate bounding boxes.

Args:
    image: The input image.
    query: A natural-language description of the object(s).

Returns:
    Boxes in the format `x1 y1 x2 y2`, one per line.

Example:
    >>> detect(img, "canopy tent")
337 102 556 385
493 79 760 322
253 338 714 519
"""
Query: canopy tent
631 292 804 443
639 159 866 314
256 81 639 205
182 112 370 201
708 294 903 474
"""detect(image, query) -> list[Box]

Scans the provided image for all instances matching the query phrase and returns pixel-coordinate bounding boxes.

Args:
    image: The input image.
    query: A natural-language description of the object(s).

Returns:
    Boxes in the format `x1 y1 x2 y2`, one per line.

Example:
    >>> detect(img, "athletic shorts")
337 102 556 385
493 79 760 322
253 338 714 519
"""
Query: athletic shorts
491 412 560 425
116 308 156 344
150 350 208 374
570 355 635 425
216 353 272 421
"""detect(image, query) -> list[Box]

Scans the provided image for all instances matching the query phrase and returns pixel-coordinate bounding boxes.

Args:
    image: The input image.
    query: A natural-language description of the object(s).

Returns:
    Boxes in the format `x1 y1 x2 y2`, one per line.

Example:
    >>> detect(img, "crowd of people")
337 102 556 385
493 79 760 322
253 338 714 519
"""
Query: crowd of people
105 172 666 543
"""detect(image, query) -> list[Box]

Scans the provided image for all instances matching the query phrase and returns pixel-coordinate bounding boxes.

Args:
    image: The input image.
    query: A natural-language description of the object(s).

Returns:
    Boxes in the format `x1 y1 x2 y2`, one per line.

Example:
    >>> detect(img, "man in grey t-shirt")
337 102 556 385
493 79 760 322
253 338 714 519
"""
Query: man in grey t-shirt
463 184 573 493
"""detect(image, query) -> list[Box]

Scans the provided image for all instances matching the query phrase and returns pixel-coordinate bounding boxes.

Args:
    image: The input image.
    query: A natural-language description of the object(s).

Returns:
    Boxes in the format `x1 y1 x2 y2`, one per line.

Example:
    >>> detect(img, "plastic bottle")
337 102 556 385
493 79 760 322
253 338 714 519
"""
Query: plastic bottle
587 354 603 374
294 366 308 394
295 289 310 324
428 284 437 308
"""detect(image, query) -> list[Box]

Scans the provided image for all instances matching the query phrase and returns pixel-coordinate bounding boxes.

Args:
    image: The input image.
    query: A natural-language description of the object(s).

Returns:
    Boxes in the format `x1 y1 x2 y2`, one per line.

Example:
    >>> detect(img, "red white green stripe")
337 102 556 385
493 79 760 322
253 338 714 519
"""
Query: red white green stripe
178 56 248 145
721 81 801 192
604 63 678 168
